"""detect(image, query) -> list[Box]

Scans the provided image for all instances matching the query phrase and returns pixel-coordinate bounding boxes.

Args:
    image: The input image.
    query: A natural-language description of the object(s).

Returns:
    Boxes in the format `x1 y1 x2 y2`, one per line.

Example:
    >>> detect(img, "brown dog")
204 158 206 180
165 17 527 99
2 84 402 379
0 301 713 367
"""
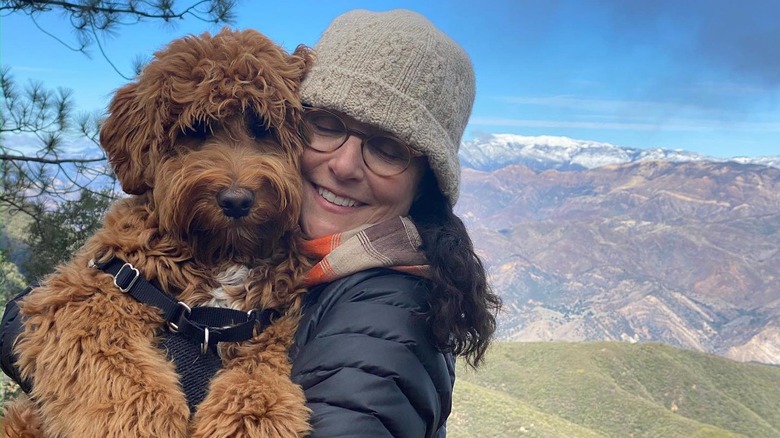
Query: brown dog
1 29 313 437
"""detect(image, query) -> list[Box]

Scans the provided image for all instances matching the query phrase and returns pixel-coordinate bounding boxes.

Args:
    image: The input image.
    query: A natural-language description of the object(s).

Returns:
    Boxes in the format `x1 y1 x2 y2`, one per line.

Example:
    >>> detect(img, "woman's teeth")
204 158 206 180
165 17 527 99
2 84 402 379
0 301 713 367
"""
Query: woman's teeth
317 186 360 207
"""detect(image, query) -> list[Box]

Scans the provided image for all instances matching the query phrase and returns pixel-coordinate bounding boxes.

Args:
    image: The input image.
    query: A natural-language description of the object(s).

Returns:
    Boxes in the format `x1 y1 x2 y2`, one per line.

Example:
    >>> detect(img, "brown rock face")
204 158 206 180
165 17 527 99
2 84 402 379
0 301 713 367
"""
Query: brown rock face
457 160 780 364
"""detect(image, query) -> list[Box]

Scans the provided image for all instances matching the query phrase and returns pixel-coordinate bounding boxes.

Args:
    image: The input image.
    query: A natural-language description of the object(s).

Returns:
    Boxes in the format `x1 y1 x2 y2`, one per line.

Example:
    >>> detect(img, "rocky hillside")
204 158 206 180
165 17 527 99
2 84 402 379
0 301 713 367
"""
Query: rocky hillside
456 139 780 365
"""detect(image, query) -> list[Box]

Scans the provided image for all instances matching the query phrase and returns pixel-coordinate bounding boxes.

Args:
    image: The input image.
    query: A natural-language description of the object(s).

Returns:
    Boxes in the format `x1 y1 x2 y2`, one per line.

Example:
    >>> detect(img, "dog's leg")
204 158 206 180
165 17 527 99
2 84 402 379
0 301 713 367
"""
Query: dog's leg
1 394 46 438
17 282 191 438
190 316 310 438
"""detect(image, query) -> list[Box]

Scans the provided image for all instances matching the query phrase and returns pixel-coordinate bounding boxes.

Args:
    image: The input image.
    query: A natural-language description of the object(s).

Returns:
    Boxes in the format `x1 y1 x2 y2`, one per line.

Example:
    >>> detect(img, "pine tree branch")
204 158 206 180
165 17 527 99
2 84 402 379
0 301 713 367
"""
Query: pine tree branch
87 16 132 80
0 153 106 165
1 0 228 21
30 13 84 52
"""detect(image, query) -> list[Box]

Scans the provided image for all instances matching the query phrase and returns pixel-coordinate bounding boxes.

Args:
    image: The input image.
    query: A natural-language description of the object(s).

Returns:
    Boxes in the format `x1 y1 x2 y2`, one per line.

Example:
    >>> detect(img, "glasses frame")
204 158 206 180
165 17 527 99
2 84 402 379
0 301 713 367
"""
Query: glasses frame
300 106 421 177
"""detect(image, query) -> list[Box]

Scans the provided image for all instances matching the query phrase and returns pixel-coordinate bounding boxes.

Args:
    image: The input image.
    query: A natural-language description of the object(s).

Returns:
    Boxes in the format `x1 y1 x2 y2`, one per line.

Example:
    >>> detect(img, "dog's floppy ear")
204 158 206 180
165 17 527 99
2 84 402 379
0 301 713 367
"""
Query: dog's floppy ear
291 44 315 83
100 79 168 195
271 43 315 148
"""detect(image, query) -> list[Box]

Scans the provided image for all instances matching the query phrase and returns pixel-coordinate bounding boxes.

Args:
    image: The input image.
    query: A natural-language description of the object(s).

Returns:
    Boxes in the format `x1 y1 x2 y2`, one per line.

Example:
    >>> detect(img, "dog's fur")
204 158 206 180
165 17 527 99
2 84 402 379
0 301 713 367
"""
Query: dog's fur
1 29 313 437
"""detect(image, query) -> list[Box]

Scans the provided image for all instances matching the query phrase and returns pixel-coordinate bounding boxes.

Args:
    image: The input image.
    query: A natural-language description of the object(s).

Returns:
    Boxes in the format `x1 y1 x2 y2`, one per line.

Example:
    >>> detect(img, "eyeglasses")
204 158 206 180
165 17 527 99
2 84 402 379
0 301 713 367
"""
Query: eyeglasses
300 107 421 177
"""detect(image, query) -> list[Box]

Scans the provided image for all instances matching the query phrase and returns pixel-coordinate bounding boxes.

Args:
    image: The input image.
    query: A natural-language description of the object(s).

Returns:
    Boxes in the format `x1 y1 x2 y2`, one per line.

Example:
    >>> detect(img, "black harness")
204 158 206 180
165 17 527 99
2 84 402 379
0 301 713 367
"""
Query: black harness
0 257 280 412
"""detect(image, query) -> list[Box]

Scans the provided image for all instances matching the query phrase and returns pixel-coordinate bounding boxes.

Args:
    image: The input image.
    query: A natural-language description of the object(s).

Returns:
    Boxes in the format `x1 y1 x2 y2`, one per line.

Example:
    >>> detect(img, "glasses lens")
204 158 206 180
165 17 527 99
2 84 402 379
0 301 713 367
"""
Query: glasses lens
364 136 412 176
302 110 347 151
302 108 414 176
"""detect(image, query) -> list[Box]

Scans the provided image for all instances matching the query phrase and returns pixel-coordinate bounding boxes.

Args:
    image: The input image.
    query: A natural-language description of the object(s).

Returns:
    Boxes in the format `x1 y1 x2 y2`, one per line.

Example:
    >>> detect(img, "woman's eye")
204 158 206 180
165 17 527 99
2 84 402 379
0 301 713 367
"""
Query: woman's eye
310 116 344 136
313 124 340 134
370 138 407 162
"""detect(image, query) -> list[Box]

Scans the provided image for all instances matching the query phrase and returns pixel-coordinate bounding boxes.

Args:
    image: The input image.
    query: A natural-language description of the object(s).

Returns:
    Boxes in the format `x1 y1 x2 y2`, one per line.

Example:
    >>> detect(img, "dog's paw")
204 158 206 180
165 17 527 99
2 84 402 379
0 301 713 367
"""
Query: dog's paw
26 352 190 438
191 366 310 438
1 395 45 438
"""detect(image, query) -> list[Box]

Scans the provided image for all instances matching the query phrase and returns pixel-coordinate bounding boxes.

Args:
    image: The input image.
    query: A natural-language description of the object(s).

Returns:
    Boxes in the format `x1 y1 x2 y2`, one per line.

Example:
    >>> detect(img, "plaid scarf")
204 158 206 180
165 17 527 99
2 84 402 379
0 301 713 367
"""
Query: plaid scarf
300 216 431 287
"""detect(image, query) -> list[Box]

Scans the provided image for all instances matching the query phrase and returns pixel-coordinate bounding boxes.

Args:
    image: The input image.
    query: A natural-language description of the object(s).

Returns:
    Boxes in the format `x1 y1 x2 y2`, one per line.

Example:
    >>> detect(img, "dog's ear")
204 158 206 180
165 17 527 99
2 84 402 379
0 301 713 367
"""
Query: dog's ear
100 80 168 195
291 44 315 84
271 43 314 149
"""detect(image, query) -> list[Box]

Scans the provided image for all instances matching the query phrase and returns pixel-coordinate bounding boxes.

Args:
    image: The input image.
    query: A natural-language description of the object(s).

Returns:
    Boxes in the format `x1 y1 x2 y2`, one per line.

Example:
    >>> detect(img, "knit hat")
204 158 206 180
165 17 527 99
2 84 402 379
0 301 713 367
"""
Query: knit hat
300 9 475 205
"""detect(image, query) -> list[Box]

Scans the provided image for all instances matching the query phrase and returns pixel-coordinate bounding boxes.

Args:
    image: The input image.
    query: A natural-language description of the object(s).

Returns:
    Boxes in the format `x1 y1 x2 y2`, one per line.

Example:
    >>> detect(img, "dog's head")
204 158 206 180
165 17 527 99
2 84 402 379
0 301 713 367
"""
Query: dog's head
100 29 312 262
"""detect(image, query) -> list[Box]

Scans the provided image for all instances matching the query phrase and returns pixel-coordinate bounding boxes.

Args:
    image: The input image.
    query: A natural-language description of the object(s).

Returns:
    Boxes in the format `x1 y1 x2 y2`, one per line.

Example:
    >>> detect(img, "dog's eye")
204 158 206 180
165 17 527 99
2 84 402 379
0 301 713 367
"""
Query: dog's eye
247 112 274 141
182 120 209 140
251 124 274 141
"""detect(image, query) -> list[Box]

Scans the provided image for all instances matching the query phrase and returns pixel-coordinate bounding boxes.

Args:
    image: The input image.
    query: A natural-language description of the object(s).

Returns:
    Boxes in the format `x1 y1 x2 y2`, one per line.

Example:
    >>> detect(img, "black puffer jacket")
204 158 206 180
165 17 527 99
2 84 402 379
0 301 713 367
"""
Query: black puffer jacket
290 268 454 438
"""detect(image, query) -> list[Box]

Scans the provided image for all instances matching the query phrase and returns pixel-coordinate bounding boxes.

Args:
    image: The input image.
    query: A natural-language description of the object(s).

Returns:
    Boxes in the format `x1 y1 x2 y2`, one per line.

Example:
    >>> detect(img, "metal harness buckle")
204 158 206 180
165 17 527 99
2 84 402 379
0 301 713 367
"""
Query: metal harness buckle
114 263 140 293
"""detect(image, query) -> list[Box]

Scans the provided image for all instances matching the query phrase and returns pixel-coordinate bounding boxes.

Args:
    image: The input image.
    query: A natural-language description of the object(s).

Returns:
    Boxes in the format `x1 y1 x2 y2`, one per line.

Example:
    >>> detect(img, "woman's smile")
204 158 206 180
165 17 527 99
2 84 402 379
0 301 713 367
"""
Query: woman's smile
315 184 364 208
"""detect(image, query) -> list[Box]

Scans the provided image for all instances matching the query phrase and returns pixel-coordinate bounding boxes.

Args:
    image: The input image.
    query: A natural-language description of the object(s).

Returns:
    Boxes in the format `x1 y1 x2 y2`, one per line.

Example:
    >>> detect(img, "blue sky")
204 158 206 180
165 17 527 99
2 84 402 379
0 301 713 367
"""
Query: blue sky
2 0 779 158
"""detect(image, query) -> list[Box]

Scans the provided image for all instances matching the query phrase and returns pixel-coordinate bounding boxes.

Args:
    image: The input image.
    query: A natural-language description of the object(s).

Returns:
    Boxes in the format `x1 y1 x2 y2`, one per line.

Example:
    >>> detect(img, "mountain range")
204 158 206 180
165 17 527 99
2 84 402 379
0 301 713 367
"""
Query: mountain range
460 133 780 172
455 134 780 365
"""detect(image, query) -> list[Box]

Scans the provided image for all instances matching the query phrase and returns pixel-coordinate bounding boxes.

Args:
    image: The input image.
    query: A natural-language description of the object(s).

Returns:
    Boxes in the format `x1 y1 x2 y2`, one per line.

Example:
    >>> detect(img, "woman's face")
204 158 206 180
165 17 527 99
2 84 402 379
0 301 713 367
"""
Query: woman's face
299 112 425 239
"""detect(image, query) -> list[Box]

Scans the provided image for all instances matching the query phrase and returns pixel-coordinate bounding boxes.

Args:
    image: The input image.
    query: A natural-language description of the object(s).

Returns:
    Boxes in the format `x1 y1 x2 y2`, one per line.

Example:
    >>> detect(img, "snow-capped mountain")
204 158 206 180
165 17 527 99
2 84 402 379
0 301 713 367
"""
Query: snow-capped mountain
459 133 780 171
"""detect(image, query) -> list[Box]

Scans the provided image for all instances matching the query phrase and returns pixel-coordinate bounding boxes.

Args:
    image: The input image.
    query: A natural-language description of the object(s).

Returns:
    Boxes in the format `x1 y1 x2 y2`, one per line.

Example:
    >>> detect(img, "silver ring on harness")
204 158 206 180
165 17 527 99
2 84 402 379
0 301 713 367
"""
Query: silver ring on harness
167 301 192 333
201 327 210 355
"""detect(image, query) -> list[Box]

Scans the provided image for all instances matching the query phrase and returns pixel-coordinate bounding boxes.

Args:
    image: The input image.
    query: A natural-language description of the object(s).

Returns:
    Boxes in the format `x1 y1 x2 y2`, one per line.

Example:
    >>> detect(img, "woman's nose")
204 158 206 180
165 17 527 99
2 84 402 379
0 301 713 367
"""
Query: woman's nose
328 135 365 179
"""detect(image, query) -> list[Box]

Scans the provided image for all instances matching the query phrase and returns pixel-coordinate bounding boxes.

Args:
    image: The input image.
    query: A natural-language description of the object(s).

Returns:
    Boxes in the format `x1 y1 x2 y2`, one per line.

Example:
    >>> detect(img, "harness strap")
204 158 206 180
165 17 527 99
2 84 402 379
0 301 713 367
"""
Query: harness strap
92 257 280 354
159 331 222 411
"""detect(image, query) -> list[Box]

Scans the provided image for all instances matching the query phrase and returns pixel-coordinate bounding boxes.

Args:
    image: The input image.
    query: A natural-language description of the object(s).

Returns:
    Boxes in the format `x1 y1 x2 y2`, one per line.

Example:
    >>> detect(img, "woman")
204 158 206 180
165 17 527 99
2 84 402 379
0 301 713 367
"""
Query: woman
289 9 502 437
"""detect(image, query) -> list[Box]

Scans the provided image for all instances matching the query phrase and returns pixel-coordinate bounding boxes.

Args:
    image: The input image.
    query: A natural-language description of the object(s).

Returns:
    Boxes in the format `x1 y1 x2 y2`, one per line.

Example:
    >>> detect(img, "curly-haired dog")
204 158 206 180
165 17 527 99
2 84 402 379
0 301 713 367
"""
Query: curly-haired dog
1 29 313 437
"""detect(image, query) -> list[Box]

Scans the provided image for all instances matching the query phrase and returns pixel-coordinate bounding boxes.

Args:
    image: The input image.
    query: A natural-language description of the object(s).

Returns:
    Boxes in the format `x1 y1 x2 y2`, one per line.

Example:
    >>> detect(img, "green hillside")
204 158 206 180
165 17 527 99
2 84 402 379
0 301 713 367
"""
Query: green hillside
449 341 780 438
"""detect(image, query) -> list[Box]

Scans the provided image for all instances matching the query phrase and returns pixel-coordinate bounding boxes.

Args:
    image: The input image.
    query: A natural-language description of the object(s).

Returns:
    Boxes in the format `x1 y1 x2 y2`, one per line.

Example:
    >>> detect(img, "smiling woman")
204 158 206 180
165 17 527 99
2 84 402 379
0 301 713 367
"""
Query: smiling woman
287 8 502 438
299 106 425 239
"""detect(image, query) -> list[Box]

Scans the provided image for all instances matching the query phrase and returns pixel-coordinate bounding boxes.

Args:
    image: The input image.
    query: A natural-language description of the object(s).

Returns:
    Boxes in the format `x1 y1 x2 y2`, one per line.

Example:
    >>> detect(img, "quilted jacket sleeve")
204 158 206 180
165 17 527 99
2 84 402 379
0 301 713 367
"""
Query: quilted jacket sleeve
0 286 34 393
289 269 454 438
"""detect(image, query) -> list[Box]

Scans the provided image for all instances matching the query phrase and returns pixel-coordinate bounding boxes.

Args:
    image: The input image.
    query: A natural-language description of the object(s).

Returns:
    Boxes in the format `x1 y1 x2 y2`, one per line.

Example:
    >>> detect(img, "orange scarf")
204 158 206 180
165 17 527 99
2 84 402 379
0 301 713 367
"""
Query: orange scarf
300 216 430 287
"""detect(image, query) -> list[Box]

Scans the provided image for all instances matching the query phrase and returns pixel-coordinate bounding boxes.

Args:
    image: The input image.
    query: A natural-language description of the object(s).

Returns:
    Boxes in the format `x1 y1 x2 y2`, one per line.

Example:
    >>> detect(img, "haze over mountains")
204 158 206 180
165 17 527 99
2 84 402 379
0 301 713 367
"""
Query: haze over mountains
456 134 780 365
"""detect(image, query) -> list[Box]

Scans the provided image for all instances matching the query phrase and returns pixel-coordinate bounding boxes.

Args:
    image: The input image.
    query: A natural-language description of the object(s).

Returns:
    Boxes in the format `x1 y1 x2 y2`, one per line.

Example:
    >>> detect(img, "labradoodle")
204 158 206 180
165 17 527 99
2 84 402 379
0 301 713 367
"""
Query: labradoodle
1 29 313 437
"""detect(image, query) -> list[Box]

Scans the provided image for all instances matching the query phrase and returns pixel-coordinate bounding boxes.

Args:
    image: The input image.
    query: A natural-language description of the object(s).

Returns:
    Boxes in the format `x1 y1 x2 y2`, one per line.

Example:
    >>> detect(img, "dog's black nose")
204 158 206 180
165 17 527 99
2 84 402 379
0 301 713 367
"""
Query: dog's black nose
217 187 255 218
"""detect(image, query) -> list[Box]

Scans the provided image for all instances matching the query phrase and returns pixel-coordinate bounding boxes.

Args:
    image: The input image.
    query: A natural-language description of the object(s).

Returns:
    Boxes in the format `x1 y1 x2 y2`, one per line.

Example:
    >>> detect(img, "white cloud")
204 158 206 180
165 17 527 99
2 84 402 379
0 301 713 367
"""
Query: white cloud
497 95 716 114
2 133 104 158
469 116 780 132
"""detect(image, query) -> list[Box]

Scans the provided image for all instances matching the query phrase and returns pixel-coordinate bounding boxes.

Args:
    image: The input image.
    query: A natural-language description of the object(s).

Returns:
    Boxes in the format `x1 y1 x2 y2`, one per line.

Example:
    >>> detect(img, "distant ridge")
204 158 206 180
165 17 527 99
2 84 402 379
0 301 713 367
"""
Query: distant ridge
459 133 780 171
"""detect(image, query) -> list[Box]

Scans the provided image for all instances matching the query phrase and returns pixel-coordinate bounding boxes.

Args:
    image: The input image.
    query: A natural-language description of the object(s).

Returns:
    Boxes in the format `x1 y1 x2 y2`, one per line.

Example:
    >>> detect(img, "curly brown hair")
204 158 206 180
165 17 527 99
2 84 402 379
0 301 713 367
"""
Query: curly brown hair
409 169 502 368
